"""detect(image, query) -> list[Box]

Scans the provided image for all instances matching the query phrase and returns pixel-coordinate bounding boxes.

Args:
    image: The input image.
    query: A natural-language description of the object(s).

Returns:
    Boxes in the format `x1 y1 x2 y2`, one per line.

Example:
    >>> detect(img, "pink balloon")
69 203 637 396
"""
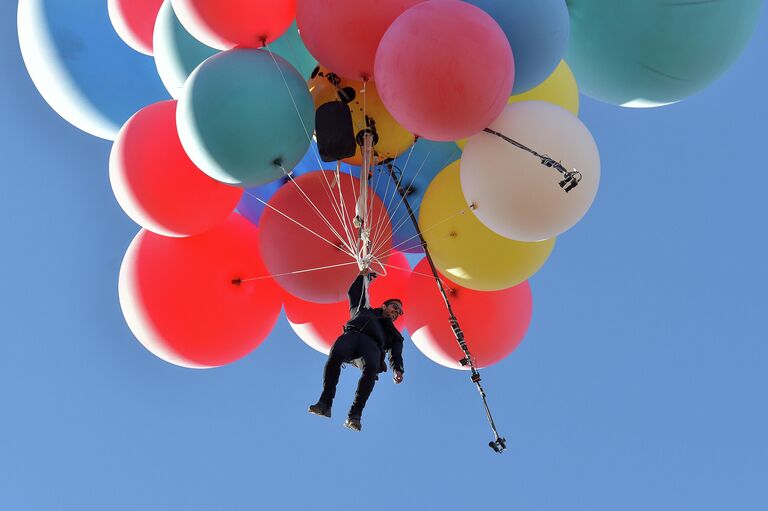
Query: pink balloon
405 258 531 369
375 0 514 141
110 100 242 237
284 252 412 354
118 215 282 368
296 0 425 80
171 0 295 49
108 0 164 55
259 171 393 303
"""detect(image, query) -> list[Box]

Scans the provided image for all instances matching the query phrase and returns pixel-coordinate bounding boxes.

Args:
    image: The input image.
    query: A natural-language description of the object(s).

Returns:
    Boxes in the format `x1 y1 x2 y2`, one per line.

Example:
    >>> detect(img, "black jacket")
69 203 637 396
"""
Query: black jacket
344 275 405 374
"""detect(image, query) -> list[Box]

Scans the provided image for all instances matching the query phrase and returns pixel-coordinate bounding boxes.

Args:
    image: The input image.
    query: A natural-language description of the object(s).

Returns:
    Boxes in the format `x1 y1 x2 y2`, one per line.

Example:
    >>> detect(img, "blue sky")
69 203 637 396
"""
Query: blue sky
2 2 767 510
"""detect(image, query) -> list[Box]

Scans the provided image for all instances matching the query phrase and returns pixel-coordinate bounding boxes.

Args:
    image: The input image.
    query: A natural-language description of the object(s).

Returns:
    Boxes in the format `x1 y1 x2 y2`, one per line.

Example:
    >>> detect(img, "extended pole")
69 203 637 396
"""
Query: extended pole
385 162 507 453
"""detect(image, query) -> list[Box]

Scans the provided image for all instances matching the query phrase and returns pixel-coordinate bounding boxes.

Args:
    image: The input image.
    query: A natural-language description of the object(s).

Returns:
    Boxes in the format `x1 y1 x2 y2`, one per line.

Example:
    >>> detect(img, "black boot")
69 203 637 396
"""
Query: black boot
308 401 332 418
343 416 362 432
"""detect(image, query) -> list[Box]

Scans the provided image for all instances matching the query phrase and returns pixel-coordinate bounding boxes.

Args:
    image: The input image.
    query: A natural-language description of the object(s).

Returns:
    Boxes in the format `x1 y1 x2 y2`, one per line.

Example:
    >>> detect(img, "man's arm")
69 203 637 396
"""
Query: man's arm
348 272 369 312
388 340 404 383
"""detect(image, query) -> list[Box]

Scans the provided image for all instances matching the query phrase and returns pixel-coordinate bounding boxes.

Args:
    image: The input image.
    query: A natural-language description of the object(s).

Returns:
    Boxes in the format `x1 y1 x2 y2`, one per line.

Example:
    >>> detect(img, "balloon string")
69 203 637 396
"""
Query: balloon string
380 263 454 289
262 41 327 173
371 144 461 256
368 143 419 253
244 191 356 259
375 203 473 260
238 261 360 282
261 43 409 272
275 165 358 256
263 42 365 260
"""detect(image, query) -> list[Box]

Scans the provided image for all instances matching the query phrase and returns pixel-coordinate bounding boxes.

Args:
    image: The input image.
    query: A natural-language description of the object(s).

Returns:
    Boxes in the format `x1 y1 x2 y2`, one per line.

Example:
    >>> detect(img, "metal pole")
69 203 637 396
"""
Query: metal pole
385 162 507 453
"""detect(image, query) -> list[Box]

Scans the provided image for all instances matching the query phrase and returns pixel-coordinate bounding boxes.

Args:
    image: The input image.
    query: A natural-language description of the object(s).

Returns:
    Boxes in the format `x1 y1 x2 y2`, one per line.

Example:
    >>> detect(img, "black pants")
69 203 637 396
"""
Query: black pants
319 331 381 419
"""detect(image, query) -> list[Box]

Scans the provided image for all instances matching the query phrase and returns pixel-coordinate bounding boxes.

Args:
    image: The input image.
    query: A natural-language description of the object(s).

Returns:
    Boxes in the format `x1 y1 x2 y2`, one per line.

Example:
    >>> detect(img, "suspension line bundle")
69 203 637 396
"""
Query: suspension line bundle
257 42 579 453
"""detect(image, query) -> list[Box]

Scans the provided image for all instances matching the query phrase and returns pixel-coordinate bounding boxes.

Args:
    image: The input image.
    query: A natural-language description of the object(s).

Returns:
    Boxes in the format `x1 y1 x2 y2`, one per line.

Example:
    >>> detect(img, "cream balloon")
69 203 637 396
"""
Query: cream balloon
460 101 600 241
420 161 555 291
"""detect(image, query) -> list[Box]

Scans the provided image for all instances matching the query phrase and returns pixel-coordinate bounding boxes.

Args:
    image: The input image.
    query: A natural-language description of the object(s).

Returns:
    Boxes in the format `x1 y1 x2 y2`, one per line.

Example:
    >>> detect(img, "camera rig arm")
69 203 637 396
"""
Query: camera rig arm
386 162 507 454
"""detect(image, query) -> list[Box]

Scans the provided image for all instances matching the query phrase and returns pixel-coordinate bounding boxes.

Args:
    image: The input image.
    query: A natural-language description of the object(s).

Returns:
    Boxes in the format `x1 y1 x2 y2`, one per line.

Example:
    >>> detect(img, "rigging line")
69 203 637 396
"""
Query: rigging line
262 41 330 184
381 143 419 221
376 145 417 235
375 143 462 251
380 262 455 287
365 159 396 258
374 142 462 254
370 151 434 253
329 161 359 261
278 165 357 256
311 165 360 254
244 190 356 259
360 84 376 247
261 42 357 253
374 200 472 260
237 261 360 282
384 165 506 454
369 145 419 253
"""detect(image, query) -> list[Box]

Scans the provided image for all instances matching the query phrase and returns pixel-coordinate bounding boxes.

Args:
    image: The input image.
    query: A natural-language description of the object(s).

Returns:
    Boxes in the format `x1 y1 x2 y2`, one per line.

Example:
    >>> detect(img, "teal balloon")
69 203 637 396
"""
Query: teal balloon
153 0 218 99
155 9 315 99
566 0 763 107
268 22 318 79
177 49 315 188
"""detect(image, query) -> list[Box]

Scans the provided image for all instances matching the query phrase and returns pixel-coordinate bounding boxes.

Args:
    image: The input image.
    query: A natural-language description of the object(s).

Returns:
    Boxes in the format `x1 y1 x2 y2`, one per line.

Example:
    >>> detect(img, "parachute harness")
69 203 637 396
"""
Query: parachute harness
385 161 507 454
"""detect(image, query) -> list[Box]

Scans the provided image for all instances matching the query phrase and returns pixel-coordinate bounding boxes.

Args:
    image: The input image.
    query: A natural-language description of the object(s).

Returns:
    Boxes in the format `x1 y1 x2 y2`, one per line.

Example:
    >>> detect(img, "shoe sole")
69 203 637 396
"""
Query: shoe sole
308 408 331 418
343 421 361 432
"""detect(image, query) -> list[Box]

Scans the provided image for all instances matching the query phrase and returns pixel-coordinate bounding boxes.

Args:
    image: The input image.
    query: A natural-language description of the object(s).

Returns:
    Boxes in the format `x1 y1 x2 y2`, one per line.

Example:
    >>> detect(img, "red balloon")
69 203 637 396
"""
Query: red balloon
368 251 410 333
405 258 531 369
108 0 164 55
284 252 412 354
284 295 348 355
118 214 281 368
260 171 393 303
171 0 296 50
296 0 425 80
375 0 514 141
110 100 242 237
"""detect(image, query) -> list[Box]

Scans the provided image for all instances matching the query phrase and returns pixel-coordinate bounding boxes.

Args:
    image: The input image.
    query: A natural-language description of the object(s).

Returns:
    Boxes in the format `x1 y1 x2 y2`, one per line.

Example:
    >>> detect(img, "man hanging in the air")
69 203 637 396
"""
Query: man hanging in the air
308 269 405 432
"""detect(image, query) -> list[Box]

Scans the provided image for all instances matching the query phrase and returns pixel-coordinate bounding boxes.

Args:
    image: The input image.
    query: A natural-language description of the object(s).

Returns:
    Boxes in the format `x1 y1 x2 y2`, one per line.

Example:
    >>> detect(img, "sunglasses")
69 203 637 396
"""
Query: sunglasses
389 304 404 316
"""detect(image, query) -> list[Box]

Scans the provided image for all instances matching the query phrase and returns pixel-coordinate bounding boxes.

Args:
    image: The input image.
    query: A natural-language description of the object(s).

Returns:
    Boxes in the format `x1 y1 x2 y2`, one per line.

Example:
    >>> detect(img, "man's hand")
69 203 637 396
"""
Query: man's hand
393 370 404 384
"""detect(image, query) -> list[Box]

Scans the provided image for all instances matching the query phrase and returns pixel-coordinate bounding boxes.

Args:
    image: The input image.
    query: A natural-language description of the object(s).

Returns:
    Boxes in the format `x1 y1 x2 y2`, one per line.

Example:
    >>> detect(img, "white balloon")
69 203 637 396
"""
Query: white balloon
460 101 600 241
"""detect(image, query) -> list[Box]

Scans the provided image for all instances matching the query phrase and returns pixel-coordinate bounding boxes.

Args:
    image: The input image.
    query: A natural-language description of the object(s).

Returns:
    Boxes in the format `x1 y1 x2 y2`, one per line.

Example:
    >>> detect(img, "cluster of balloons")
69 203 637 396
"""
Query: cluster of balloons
19 0 761 370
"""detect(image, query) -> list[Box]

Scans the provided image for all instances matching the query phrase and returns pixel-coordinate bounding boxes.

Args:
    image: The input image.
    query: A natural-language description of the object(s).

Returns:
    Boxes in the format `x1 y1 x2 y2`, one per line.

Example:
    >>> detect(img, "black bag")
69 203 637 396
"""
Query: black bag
315 101 356 162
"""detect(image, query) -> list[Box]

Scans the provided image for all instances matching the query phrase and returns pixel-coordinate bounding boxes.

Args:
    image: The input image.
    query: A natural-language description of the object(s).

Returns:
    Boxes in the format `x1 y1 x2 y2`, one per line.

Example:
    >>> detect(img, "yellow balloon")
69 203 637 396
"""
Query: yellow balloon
419 161 555 291
308 66 415 166
455 60 580 148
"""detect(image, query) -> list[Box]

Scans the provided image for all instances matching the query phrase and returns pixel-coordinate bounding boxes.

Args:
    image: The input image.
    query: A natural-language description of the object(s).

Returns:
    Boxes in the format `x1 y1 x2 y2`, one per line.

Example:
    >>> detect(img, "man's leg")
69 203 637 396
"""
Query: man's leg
317 333 356 407
347 338 381 422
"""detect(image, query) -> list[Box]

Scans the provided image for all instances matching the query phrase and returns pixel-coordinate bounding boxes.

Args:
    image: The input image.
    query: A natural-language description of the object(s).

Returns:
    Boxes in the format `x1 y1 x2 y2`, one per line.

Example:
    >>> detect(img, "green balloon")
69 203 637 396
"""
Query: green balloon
154 1 218 99
156 9 316 99
178 49 315 187
566 0 762 107
269 22 318 79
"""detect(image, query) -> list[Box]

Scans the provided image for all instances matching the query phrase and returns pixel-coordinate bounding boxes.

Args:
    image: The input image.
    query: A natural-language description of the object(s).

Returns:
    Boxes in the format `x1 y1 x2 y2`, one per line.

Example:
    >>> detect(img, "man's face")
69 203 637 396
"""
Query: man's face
382 301 404 321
